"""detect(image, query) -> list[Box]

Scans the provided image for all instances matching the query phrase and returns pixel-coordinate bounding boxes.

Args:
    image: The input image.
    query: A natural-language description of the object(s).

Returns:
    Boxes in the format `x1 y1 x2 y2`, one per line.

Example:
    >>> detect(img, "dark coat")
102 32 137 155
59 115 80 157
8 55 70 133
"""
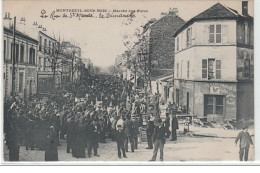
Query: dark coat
88 123 100 143
171 116 179 130
116 130 127 144
123 119 133 137
153 126 166 144
146 120 154 135
235 131 253 148
132 119 140 137
45 129 58 161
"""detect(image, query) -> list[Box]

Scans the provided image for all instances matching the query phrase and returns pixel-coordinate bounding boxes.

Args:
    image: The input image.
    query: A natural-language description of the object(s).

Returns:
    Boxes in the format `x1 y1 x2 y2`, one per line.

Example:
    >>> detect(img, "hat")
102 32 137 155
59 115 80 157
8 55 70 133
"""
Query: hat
243 124 248 130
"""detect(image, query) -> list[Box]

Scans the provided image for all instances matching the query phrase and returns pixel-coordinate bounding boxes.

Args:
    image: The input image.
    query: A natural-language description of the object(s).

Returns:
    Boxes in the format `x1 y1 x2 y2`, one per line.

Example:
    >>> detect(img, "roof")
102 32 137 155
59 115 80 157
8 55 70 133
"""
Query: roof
151 69 173 80
4 27 38 44
39 31 56 41
174 3 253 37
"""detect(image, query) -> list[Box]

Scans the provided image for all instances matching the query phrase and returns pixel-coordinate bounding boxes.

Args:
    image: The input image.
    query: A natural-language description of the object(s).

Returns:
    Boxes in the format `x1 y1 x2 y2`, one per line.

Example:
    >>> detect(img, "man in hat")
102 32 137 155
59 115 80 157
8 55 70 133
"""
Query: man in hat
149 118 166 161
235 124 254 161
115 125 127 158
87 120 100 158
132 115 140 150
146 116 154 149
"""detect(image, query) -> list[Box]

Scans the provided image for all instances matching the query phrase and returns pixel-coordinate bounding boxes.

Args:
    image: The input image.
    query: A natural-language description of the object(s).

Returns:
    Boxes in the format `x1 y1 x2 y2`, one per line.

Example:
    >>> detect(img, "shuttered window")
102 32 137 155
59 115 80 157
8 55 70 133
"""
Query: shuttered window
209 25 215 43
216 25 222 43
202 59 207 78
209 24 222 43
216 60 221 79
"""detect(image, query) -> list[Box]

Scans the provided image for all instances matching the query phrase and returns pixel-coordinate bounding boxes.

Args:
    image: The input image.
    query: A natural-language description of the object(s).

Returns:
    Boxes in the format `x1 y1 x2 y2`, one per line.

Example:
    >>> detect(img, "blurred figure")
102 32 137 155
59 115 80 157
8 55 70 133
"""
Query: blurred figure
235 125 254 161
115 125 127 158
149 119 166 161
45 126 58 161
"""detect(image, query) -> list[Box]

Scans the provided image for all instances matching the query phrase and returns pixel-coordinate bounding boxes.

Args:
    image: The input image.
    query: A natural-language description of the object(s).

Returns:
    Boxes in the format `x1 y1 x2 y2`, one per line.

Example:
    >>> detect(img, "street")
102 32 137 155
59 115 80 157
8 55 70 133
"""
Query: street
4 135 254 162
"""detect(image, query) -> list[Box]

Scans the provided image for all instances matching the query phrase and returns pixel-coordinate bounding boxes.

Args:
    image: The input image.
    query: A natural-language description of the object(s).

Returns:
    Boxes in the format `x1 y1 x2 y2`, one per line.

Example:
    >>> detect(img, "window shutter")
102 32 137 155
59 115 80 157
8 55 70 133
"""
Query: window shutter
203 25 209 44
222 25 229 44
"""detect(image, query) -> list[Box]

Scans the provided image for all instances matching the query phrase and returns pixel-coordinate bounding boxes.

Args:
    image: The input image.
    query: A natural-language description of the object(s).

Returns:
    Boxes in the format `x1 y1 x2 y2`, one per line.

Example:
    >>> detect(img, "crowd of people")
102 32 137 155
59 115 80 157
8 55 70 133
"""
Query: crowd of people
4 74 180 162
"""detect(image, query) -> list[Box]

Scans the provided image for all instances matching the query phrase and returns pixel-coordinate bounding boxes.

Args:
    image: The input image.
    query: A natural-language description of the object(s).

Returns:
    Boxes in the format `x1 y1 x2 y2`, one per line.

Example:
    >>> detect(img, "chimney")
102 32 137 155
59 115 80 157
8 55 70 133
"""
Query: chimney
169 8 178 16
242 1 248 16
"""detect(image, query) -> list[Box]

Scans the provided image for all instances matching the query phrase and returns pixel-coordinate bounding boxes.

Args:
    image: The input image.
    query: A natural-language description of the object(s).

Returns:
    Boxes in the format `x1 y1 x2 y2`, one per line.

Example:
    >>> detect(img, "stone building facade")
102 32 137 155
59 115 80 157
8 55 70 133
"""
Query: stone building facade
173 2 254 122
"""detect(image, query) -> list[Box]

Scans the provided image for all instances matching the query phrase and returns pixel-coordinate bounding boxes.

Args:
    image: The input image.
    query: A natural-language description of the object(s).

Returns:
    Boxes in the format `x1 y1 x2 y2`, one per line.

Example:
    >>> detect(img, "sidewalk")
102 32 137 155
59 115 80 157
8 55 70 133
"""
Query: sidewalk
178 124 255 138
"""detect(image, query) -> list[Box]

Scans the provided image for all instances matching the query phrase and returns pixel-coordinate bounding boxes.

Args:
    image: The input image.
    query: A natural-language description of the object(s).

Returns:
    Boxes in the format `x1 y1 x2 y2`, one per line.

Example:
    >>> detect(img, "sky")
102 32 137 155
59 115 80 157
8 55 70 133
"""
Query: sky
2 0 254 68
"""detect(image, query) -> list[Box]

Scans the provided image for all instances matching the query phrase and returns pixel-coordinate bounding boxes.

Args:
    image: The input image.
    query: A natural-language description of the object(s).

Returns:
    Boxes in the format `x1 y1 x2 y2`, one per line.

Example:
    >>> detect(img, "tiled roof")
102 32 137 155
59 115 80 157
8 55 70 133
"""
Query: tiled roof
193 3 238 19
174 3 253 37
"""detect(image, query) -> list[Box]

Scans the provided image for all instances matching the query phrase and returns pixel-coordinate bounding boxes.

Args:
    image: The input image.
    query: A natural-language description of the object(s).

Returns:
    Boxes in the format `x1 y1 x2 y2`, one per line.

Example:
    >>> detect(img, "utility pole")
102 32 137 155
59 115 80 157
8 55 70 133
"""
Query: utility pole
11 16 16 96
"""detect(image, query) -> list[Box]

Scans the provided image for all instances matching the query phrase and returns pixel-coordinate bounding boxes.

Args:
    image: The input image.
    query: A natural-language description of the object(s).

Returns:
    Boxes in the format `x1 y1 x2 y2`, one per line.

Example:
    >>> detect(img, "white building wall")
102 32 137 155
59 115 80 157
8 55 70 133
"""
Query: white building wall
174 19 238 82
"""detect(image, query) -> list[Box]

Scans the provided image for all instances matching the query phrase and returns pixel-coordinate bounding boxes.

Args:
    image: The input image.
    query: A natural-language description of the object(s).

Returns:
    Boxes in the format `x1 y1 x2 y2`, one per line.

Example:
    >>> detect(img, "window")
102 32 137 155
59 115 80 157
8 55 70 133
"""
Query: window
19 72 24 93
20 44 24 63
244 59 250 77
52 42 55 55
44 39 47 53
39 36 42 51
49 40 51 54
202 59 221 80
216 60 221 79
216 95 224 114
202 59 208 78
187 28 192 47
176 37 179 51
4 40 6 60
187 61 190 79
209 25 215 43
15 44 19 63
29 48 35 64
43 58 46 71
39 57 41 66
205 95 224 115
216 25 221 43
209 24 221 43
208 59 215 80
177 63 179 78
206 95 214 114
244 22 250 45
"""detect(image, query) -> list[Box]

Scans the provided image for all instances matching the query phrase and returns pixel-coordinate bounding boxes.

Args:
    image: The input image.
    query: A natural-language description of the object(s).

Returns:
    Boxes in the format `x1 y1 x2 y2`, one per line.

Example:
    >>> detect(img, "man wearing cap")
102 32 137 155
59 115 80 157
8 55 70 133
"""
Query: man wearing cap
150 118 166 161
235 125 254 161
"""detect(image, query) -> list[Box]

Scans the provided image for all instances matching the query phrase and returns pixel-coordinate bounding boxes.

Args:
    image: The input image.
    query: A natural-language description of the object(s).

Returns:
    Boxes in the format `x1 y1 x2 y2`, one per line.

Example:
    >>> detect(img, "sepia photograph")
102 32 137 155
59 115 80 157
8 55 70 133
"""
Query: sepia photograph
1 0 257 165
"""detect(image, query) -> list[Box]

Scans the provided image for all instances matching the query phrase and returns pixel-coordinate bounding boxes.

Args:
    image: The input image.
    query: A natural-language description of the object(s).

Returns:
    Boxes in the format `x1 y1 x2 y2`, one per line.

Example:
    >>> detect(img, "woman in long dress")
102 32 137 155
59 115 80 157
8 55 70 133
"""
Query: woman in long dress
45 126 58 161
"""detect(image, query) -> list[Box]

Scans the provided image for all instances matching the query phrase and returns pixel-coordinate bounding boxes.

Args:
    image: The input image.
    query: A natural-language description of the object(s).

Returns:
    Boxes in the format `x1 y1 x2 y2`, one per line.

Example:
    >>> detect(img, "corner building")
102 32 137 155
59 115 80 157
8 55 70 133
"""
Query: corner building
173 2 253 122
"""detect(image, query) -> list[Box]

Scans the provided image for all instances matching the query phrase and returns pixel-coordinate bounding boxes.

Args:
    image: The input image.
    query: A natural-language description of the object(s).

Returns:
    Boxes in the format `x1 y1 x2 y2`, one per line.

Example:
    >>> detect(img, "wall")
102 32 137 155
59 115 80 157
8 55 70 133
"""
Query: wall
193 81 237 120
3 30 38 99
237 47 254 79
174 80 194 114
175 20 237 53
175 46 237 81
236 19 254 47
149 13 185 69
237 81 254 121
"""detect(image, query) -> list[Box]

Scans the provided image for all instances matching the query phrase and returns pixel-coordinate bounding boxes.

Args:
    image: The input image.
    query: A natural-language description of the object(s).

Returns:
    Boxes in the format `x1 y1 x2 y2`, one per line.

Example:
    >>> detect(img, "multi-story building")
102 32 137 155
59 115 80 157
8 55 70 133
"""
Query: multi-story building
3 26 38 99
37 31 61 94
173 2 253 122
136 8 185 103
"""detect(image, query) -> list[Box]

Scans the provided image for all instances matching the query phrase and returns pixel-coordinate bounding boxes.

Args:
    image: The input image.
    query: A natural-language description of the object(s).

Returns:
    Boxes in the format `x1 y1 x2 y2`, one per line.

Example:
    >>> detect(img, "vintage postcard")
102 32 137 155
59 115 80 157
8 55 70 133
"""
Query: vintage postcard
1 0 258 165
